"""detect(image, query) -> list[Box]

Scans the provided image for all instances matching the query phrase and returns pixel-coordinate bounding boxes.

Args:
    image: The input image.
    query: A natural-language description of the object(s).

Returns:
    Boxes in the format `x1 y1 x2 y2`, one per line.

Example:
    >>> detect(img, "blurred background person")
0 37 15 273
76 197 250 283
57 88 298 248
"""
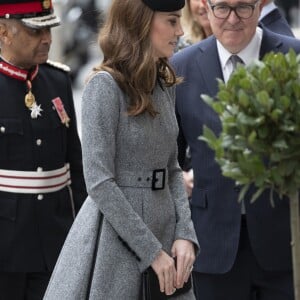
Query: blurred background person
54 0 102 84
177 0 213 50
50 0 105 136
276 0 299 26
260 0 295 36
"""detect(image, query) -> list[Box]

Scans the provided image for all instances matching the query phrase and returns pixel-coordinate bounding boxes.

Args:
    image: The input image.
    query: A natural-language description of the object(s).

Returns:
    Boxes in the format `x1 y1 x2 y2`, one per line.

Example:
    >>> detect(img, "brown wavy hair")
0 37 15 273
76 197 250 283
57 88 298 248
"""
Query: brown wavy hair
93 0 181 117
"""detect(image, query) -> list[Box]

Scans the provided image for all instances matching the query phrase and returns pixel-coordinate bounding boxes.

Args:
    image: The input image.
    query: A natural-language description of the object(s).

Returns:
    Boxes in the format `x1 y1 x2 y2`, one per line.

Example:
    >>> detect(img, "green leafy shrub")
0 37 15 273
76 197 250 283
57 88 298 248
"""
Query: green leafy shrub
200 49 300 204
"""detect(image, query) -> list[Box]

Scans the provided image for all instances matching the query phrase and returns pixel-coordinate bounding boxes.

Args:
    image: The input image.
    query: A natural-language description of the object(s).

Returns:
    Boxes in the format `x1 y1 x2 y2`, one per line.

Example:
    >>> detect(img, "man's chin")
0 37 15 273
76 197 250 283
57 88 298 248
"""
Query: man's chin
36 55 49 64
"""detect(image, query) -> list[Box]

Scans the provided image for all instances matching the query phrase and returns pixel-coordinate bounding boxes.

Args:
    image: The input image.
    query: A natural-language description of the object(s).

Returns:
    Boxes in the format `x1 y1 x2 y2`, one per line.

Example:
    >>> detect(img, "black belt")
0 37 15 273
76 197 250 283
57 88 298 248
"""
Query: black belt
116 169 167 190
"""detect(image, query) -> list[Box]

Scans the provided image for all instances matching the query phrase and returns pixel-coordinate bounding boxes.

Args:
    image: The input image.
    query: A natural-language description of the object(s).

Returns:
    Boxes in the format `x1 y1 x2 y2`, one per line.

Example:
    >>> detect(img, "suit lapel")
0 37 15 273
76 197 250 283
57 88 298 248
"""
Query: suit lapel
259 27 283 59
195 36 224 96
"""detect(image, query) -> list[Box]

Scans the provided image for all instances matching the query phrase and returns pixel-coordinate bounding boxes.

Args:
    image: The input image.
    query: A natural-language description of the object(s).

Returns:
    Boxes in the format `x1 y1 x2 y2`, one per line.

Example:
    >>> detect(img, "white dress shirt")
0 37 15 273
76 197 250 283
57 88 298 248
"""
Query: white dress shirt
217 26 263 83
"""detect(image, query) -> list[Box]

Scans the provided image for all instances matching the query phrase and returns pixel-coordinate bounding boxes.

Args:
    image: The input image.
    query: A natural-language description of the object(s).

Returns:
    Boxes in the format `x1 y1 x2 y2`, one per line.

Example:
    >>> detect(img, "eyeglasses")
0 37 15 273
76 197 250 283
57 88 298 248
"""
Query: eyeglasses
207 0 260 19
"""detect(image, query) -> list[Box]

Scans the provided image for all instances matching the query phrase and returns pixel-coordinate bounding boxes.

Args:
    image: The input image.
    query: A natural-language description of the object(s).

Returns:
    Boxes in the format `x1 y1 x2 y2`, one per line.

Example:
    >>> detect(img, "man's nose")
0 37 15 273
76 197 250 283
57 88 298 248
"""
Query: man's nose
227 8 240 23
41 28 52 42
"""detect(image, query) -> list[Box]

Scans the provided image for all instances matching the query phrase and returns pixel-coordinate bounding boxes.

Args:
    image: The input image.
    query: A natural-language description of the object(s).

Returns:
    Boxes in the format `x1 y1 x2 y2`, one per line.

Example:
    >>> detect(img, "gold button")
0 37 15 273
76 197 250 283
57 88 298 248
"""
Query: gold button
42 0 51 9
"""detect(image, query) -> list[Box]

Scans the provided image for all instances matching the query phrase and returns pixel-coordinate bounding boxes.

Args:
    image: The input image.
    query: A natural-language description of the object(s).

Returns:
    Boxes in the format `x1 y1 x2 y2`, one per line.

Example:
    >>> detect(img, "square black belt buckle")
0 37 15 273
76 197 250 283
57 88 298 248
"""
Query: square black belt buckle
151 169 166 190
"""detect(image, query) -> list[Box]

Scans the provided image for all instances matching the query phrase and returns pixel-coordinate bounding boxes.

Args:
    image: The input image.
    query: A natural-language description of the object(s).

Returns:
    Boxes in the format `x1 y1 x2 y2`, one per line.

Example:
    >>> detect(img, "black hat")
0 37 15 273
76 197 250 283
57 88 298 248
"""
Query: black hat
142 0 185 12
0 0 60 28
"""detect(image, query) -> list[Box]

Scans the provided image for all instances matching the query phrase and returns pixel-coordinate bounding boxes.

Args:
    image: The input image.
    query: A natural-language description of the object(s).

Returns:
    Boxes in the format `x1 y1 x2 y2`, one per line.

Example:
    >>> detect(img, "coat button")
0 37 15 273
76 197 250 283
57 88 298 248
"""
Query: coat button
36 139 42 146
37 167 43 172
0 126 5 133
37 194 44 200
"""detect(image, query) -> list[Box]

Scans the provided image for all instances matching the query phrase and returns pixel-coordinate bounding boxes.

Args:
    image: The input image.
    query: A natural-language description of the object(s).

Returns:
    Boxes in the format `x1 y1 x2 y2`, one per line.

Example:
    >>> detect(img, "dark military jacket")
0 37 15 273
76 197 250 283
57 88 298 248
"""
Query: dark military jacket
0 58 87 272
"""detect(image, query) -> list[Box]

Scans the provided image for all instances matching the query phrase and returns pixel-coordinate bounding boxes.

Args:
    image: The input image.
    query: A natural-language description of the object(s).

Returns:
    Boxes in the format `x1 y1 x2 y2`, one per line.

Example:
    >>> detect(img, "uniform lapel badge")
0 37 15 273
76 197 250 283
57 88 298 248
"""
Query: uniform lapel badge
30 103 43 119
52 97 70 128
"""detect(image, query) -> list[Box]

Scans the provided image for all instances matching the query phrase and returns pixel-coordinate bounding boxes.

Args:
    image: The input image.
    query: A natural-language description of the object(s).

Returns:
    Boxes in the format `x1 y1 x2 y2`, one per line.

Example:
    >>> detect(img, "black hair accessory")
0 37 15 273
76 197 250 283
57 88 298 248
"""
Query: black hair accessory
142 0 185 12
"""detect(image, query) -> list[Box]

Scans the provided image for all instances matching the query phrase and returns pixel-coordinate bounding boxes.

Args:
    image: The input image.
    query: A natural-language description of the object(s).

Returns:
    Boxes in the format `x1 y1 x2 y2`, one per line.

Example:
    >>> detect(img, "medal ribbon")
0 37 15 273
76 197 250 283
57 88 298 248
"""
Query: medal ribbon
24 65 39 109
24 66 43 119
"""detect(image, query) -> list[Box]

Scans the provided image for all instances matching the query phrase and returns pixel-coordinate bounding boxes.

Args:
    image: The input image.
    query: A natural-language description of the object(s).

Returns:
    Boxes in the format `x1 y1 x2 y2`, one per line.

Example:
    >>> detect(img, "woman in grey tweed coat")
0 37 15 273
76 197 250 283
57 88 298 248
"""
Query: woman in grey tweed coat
44 0 199 299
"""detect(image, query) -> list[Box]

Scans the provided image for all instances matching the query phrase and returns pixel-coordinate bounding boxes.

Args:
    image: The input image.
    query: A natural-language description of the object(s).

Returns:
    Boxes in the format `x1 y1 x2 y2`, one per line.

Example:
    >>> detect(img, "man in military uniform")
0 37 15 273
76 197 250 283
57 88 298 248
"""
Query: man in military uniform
0 1 87 299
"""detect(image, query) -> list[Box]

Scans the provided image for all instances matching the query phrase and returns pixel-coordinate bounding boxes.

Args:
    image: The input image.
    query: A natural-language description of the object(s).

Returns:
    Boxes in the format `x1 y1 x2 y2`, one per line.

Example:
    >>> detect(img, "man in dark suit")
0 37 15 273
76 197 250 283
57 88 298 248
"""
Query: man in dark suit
260 0 294 36
172 0 300 299
0 0 87 299
181 0 294 201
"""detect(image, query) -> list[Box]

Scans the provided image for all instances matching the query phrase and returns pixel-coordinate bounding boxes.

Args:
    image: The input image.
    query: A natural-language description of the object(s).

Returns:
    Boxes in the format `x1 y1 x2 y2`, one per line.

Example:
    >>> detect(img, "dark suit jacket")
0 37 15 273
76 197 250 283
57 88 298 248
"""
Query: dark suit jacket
260 7 295 37
172 28 300 274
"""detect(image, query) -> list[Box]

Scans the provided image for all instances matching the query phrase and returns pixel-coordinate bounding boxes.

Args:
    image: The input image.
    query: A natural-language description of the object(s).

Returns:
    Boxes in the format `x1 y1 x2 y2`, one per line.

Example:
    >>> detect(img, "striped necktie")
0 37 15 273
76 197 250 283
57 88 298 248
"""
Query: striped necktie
230 55 244 72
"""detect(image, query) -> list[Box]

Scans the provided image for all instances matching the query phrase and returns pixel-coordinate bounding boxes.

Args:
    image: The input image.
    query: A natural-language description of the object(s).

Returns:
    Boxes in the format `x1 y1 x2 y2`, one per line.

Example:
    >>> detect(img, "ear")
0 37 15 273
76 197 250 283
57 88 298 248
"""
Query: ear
0 21 9 44
0 21 6 36
202 0 209 11
0 21 13 46
259 0 267 10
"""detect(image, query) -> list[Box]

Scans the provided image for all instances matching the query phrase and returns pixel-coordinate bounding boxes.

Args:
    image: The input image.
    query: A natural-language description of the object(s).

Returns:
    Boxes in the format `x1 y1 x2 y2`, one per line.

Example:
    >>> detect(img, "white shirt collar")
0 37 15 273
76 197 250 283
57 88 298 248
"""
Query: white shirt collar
217 26 263 82
259 2 277 20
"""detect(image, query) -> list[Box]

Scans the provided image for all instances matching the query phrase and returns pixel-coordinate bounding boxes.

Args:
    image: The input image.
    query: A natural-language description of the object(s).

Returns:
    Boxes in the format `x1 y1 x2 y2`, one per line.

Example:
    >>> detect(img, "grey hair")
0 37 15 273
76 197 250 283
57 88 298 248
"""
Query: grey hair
0 18 19 35
0 19 18 50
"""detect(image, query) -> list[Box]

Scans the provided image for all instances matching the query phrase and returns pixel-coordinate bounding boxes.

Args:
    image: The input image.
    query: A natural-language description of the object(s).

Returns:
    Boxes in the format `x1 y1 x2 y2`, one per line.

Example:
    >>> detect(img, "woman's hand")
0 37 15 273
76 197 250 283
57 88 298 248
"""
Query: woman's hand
151 250 177 295
171 239 195 288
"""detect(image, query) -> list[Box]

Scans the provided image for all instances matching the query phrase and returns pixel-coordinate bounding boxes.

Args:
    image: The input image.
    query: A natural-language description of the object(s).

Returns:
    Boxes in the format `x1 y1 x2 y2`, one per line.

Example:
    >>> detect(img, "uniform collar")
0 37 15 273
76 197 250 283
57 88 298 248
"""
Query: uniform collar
0 57 39 81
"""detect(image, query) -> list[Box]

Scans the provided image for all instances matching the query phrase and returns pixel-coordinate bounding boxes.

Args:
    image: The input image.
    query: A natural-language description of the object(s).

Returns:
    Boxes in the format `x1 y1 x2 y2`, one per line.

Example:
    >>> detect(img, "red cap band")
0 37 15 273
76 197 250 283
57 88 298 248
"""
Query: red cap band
0 2 52 17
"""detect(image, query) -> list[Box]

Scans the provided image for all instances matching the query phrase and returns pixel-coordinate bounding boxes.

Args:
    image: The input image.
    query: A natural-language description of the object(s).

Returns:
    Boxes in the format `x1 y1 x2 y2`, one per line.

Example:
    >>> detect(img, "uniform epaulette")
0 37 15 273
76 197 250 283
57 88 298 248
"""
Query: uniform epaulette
46 60 71 72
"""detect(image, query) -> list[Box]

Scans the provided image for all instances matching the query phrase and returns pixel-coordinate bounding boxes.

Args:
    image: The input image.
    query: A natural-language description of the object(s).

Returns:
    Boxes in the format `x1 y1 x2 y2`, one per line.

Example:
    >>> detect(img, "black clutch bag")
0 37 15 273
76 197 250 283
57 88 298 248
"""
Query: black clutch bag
141 267 192 300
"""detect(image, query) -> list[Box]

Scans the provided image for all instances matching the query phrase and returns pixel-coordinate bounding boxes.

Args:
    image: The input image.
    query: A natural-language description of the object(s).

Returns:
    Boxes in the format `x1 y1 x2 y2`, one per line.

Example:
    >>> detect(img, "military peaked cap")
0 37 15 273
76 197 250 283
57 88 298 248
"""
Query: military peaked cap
0 0 60 28
142 0 185 12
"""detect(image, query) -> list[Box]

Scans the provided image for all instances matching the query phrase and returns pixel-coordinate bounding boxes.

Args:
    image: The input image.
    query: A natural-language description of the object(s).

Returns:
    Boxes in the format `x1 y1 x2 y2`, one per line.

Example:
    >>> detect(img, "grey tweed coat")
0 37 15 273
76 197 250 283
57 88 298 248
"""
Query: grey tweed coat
44 71 199 299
